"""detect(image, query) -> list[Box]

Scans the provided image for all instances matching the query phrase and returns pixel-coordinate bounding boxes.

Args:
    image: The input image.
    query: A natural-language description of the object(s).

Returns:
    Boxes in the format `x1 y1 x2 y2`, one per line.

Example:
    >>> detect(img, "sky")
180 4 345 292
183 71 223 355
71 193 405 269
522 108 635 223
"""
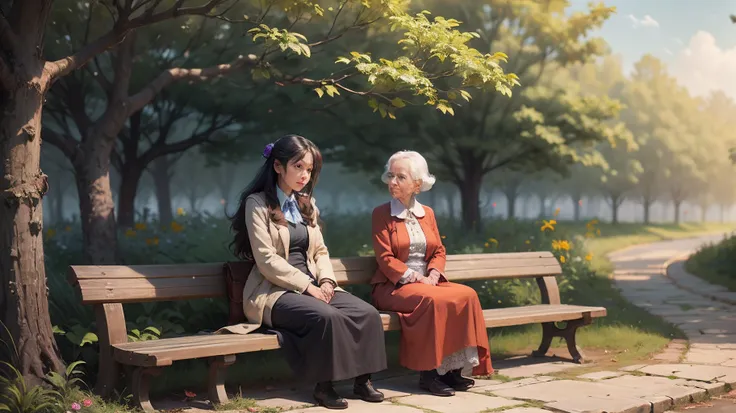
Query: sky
568 0 736 99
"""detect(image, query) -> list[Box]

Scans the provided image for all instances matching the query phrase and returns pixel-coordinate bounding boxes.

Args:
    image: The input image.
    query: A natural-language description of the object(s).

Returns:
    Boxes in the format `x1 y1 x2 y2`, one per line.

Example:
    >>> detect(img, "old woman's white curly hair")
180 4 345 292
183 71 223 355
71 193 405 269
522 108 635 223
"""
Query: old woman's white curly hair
380 150 436 192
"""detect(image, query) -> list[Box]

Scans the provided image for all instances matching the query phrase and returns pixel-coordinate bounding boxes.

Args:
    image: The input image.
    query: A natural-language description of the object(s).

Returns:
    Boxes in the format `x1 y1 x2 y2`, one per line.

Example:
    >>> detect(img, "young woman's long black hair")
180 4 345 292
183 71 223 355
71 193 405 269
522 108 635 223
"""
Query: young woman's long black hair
229 135 323 260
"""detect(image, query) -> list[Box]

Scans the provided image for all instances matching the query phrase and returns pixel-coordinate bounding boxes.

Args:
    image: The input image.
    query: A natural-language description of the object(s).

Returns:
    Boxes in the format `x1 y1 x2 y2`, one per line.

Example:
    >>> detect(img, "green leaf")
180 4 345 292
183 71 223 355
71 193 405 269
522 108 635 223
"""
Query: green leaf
459 90 472 102
144 326 161 336
298 43 311 58
335 57 351 64
315 87 324 98
447 91 457 100
391 98 406 108
325 85 340 97
52 325 65 335
80 332 98 346
378 104 387 118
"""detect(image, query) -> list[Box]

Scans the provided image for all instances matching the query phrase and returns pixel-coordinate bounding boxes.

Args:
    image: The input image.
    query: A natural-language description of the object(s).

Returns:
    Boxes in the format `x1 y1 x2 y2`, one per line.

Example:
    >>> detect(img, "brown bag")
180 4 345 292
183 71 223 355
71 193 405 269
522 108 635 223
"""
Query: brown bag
223 260 255 325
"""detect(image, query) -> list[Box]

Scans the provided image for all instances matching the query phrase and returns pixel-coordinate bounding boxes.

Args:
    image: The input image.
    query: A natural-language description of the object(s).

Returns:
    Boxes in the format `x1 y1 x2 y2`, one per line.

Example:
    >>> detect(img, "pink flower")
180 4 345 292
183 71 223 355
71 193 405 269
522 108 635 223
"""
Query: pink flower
83 399 92 407
71 403 81 411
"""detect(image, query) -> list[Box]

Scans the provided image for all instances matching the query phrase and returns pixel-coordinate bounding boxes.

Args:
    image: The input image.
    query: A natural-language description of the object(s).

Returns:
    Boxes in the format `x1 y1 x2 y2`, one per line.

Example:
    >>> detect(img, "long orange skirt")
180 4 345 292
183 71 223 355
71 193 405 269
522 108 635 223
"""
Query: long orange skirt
372 281 493 375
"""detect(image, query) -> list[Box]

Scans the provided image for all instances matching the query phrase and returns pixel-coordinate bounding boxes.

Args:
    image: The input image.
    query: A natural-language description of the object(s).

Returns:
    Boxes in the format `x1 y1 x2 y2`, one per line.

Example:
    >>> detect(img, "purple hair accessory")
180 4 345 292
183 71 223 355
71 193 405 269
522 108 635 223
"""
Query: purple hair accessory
262 143 274 158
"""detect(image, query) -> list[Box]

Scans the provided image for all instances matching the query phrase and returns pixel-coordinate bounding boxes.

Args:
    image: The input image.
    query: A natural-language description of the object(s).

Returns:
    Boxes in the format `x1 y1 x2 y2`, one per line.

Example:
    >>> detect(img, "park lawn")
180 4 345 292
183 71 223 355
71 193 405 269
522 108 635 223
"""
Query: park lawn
138 221 736 398
487 221 736 366
685 231 736 292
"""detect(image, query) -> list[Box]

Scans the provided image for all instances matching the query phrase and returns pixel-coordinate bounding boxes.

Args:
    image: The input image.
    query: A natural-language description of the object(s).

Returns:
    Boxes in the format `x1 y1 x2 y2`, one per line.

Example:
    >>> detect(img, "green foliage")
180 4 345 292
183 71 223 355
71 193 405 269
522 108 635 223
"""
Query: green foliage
686 233 736 292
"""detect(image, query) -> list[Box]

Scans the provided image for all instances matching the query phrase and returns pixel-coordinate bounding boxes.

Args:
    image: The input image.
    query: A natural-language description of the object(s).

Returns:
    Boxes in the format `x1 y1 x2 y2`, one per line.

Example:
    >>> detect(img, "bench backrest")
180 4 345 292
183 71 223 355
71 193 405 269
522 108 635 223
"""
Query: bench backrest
69 252 562 305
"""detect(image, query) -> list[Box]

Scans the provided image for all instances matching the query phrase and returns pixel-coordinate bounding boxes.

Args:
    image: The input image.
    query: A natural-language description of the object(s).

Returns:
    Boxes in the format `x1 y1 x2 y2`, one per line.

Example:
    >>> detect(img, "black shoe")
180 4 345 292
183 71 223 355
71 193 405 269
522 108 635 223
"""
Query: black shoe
353 375 384 403
419 370 455 397
440 369 475 391
313 382 348 410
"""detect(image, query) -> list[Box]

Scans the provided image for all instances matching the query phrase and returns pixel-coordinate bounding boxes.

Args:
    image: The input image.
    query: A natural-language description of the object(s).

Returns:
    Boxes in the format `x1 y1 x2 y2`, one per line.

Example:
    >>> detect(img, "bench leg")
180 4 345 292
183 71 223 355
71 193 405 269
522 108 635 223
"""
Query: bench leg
94 351 120 398
131 367 161 412
208 355 236 405
532 316 591 364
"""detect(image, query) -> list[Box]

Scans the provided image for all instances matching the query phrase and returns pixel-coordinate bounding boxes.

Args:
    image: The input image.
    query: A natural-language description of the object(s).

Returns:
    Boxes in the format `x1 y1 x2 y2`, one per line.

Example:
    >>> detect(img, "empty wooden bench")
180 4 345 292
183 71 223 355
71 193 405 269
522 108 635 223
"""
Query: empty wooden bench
69 251 606 411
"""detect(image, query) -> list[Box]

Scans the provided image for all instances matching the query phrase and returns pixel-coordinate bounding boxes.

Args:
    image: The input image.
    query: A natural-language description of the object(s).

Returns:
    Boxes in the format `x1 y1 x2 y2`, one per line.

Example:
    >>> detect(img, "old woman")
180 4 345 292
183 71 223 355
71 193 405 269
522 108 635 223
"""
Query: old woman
370 150 493 397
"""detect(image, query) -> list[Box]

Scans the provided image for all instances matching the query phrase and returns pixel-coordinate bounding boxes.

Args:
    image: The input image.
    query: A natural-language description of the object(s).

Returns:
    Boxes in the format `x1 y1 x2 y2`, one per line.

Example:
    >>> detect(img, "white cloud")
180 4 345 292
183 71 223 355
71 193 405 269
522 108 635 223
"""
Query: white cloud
628 14 660 28
664 48 673 56
670 31 736 99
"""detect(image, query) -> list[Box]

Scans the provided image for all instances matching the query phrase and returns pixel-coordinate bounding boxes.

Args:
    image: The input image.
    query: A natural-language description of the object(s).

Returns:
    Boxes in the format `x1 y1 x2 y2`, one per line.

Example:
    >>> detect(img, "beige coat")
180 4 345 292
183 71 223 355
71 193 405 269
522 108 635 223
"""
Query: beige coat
218 191 340 335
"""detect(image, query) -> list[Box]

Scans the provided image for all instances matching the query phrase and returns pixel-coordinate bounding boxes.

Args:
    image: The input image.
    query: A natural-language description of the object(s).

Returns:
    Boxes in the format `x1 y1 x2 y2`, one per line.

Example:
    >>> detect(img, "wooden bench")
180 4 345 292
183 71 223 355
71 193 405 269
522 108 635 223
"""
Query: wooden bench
69 251 606 411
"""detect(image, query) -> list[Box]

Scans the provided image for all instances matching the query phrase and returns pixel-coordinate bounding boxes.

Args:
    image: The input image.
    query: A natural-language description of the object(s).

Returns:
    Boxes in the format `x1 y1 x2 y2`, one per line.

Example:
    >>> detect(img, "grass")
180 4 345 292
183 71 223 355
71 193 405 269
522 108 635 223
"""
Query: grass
43 214 736 403
685 232 736 292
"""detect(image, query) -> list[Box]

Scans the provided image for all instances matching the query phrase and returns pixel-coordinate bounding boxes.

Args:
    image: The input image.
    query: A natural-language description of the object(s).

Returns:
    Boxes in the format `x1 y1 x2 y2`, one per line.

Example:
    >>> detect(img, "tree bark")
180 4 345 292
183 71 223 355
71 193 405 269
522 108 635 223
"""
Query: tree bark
673 201 682 224
643 197 652 225
151 157 174 225
0 0 65 382
457 162 483 231
505 191 517 219
572 196 582 221
609 193 623 225
117 161 144 229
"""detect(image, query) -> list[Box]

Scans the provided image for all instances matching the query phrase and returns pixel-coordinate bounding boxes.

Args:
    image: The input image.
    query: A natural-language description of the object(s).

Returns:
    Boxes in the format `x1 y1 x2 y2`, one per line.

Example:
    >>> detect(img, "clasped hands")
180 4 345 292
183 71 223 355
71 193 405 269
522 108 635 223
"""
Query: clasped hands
406 268 442 286
306 281 335 303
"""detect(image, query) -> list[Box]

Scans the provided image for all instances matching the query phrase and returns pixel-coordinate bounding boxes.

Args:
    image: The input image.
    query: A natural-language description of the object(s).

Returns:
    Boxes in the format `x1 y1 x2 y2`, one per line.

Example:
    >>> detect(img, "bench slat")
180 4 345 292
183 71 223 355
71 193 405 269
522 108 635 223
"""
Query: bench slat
70 253 561 304
112 304 606 366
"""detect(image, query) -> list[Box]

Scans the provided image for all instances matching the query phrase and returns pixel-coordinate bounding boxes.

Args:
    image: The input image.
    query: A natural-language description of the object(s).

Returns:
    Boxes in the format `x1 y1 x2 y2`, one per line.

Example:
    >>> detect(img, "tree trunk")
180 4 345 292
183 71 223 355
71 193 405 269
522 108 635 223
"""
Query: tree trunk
457 163 483 231
537 194 547 218
674 201 682 224
643 197 652 225
700 204 707 223
506 192 517 220
74 138 119 265
151 157 174 225
0 21 65 381
572 196 581 221
610 194 622 225
117 162 144 229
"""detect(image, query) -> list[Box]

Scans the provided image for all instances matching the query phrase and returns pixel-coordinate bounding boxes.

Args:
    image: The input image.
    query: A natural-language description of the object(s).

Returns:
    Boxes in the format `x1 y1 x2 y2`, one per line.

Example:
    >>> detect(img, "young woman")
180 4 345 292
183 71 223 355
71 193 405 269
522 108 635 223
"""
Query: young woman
370 150 493 397
230 135 387 409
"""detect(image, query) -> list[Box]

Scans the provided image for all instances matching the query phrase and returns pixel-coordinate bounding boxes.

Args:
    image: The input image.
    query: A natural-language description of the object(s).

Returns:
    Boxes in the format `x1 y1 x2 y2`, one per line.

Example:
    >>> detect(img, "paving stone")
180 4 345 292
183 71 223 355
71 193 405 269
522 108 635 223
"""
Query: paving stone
620 364 649 372
639 364 736 382
289 399 424 413
577 371 627 380
684 352 733 365
502 409 554 413
395 391 524 413
544 396 651 413
721 359 736 367
601 375 707 405
470 376 556 393
495 360 581 378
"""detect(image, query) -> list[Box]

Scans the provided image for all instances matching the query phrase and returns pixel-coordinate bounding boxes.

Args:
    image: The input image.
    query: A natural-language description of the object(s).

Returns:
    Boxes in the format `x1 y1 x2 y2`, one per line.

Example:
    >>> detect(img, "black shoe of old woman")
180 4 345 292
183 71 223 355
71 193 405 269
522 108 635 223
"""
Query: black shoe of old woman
419 370 455 397
439 369 475 391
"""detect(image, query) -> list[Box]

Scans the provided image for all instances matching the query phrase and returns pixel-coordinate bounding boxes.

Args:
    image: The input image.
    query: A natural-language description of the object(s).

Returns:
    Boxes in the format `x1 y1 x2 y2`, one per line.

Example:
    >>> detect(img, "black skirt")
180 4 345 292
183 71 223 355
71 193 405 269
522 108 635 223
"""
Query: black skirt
269 291 387 383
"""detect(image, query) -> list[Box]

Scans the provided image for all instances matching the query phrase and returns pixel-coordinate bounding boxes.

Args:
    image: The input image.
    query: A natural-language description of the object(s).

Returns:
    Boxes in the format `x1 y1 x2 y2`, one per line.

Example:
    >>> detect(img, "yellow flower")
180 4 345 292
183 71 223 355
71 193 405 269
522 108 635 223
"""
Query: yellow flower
45 228 56 238
146 237 160 246
441 235 446 239
559 255 566 263
65 225 72 232
553 208 561 217
134 223 147 231
551 240 570 251
125 229 137 237
177 207 185 216
585 253 593 261
524 240 531 245
540 219 556 232
170 221 184 233
596 229 601 236
488 238 498 245
484 242 490 248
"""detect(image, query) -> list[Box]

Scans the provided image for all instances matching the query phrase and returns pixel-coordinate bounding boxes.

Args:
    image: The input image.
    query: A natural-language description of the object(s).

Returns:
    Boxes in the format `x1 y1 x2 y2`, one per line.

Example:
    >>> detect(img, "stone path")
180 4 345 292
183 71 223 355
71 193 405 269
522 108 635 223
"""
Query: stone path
157 233 736 413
